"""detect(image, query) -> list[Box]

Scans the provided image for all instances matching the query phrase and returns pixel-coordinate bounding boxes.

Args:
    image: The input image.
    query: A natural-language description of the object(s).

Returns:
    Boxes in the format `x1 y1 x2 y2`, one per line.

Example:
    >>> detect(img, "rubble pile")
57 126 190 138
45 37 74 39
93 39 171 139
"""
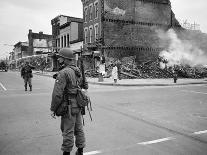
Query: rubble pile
85 69 99 78
84 56 207 79
120 59 172 79
174 65 207 79
120 60 207 79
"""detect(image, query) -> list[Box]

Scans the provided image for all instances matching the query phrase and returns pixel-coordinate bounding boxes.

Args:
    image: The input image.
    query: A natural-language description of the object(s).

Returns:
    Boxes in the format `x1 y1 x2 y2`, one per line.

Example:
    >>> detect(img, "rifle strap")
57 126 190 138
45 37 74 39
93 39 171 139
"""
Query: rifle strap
87 105 93 121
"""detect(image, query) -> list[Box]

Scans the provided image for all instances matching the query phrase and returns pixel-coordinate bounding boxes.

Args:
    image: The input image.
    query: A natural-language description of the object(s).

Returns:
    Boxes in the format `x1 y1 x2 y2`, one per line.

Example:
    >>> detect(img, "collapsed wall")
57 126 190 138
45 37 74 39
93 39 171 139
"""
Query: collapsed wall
102 0 180 63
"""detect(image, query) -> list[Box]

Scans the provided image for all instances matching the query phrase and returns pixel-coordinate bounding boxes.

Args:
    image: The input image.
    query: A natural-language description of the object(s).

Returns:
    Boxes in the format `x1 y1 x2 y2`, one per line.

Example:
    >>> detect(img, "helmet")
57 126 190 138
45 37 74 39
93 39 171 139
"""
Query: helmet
58 48 75 60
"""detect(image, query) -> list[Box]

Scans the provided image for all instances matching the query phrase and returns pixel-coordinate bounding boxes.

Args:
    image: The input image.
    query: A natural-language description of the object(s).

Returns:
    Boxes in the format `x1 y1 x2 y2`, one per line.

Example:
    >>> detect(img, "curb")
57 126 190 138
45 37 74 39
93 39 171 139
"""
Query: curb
33 72 207 87
34 72 54 78
88 81 207 87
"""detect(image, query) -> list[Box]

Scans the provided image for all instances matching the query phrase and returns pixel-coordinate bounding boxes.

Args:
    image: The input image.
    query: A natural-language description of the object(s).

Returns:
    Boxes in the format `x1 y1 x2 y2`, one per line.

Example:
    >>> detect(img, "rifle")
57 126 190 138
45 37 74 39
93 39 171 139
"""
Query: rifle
79 49 92 121
79 53 86 115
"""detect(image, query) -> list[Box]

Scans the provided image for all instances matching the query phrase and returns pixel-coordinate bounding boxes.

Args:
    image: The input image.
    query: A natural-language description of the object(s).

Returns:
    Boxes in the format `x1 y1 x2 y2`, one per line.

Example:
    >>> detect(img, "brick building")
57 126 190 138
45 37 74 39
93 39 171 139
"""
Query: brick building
81 0 181 64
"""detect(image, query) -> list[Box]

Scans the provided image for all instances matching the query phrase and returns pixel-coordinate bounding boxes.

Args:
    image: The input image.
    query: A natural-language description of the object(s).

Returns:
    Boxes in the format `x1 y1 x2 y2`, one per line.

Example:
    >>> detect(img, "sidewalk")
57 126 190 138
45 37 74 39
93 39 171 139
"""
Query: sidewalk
34 71 207 86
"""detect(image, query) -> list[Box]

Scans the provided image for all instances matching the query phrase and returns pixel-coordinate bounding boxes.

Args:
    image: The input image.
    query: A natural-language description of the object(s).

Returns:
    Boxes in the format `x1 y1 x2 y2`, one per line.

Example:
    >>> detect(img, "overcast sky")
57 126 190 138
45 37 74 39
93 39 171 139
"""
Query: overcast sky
0 0 206 59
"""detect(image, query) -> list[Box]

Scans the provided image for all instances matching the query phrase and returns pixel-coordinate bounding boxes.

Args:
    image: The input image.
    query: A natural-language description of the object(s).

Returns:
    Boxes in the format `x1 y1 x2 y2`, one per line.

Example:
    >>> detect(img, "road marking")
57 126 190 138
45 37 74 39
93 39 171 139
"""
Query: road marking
137 137 174 145
181 90 207 95
84 151 102 155
193 130 207 135
0 82 7 91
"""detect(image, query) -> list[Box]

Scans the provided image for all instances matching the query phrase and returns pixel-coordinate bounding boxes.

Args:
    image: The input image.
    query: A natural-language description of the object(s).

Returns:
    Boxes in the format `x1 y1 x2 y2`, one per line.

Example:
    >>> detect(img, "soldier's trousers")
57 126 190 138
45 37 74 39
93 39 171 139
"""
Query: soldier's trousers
24 77 32 87
60 111 85 152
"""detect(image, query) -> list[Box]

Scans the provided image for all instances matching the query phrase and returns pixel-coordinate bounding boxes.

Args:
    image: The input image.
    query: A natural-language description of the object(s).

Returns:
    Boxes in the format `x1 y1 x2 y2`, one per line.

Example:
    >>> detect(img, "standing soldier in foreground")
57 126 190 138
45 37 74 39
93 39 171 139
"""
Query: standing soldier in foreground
50 48 88 155
21 60 35 91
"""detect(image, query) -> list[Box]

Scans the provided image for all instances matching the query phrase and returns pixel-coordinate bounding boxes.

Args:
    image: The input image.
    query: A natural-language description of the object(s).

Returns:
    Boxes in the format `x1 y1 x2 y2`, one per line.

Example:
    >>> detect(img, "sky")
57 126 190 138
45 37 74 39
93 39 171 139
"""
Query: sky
0 0 207 59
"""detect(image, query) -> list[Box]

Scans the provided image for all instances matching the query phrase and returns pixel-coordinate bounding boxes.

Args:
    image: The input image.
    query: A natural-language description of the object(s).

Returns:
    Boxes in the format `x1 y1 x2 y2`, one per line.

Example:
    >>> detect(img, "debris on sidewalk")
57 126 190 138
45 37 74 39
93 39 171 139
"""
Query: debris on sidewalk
85 56 207 79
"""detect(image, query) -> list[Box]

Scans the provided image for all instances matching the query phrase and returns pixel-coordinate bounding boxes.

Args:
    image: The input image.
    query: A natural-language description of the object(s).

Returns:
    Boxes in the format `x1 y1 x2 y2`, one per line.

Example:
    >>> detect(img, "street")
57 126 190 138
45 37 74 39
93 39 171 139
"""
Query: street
0 72 207 155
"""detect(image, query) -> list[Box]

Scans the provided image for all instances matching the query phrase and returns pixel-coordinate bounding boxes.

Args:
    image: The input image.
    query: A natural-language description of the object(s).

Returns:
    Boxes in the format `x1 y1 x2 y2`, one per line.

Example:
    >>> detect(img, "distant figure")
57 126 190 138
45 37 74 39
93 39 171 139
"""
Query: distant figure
21 61 35 91
112 64 118 83
172 69 178 83
116 60 121 80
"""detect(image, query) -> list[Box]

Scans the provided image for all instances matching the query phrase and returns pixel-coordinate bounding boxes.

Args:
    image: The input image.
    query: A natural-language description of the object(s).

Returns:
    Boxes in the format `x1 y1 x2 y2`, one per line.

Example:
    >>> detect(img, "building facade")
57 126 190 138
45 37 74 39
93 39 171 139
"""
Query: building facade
28 29 53 55
82 0 181 64
13 42 29 59
51 15 84 70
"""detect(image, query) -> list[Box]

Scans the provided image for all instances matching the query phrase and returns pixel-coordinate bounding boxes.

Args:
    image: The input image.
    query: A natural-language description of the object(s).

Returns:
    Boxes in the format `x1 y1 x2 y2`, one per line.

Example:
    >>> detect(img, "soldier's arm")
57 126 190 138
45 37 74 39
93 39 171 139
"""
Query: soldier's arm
50 71 67 112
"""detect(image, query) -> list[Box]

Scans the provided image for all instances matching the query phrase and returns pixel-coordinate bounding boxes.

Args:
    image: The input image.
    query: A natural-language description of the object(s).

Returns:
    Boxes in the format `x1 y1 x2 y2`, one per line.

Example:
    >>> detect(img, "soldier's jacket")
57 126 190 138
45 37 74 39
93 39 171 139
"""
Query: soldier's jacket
21 65 35 78
50 65 88 113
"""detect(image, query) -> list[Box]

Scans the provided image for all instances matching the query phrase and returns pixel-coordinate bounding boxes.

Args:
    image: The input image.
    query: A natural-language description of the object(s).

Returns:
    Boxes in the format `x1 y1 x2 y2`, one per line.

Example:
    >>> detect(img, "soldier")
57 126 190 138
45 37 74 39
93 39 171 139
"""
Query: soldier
172 66 178 83
50 48 88 155
21 60 35 91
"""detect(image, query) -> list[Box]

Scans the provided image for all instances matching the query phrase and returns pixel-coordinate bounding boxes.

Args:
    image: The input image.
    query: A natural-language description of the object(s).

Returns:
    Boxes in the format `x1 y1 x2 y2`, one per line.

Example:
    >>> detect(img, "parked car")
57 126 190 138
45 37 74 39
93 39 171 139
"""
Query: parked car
0 61 8 72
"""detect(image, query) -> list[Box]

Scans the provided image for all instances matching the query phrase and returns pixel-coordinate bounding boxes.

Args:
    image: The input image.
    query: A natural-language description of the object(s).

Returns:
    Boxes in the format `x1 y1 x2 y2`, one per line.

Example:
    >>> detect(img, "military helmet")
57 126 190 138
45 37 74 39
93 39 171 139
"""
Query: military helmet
58 48 75 60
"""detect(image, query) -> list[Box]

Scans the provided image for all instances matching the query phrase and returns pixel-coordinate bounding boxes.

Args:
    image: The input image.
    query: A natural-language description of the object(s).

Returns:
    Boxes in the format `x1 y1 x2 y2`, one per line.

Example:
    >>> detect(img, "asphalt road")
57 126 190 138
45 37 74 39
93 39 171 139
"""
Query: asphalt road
0 71 207 155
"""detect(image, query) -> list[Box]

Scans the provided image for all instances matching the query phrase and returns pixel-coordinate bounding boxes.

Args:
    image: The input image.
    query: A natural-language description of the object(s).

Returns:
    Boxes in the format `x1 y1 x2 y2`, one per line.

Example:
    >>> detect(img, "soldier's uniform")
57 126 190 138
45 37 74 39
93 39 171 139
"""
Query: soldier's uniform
51 64 88 154
21 63 35 91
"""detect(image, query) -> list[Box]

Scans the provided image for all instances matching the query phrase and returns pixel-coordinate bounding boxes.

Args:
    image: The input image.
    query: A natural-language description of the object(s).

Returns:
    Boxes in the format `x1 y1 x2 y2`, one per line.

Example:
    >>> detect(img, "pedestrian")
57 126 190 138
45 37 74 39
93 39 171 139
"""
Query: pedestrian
116 60 121 80
172 68 178 83
21 60 35 91
112 64 118 83
50 48 88 155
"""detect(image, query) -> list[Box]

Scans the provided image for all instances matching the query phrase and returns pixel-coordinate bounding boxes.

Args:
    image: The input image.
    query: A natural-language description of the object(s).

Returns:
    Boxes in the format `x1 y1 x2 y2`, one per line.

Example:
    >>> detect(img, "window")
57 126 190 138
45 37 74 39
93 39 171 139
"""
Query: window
94 23 99 40
67 34 70 47
84 7 88 22
56 39 58 47
94 1 98 19
89 4 93 21
58 38 60 47
61 36 63 48
89 26 93 43
84 28 88 44
64 35 66 47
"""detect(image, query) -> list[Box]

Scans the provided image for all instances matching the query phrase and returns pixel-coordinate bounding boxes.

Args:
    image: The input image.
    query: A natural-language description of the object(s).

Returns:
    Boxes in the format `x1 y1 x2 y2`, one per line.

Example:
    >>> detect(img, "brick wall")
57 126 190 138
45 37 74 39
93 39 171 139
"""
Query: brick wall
102 0 175 63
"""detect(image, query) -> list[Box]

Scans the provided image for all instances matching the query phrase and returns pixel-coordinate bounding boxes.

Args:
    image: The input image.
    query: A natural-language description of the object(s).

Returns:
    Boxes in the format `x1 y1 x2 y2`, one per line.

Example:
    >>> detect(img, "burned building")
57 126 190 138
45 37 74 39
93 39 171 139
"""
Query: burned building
28 29 53 55
82 0 180 64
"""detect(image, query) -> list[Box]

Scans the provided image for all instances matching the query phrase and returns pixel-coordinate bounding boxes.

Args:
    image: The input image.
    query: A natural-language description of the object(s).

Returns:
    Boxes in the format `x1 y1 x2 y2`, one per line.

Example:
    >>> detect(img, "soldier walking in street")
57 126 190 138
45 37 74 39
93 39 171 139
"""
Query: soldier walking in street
50 48 88 155
21 60 35 91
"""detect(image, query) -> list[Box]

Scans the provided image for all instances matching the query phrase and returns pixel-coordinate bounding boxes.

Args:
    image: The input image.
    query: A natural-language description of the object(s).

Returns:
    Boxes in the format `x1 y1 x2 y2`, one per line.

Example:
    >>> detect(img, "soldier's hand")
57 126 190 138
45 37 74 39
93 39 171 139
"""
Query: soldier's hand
50 111 56 119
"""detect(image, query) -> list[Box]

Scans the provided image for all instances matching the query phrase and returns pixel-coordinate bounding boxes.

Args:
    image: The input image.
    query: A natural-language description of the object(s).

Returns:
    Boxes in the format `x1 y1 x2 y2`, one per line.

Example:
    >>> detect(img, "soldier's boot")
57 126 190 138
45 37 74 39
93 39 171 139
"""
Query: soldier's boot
29 85 32 91
63 151 70 155
24 84 27 91
75 148 83 155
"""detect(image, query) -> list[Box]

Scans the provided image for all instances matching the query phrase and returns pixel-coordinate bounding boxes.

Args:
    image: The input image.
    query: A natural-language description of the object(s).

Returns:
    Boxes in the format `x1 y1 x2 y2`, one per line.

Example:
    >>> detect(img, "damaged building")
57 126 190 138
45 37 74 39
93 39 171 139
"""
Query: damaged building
82 0 181 65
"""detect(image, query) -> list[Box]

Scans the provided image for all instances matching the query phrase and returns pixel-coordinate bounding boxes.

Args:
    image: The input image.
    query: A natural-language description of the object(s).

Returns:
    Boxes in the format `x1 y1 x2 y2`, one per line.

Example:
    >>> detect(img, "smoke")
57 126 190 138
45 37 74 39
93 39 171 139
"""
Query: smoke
158 29 207 67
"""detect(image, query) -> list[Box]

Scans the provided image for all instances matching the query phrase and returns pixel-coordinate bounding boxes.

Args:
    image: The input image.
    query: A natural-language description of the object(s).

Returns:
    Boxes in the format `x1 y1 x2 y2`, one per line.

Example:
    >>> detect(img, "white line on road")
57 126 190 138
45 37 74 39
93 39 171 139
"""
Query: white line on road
0 82 7 91
137 137 174 145
193 130 207 135
181 90 207 95
84 151 102 155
